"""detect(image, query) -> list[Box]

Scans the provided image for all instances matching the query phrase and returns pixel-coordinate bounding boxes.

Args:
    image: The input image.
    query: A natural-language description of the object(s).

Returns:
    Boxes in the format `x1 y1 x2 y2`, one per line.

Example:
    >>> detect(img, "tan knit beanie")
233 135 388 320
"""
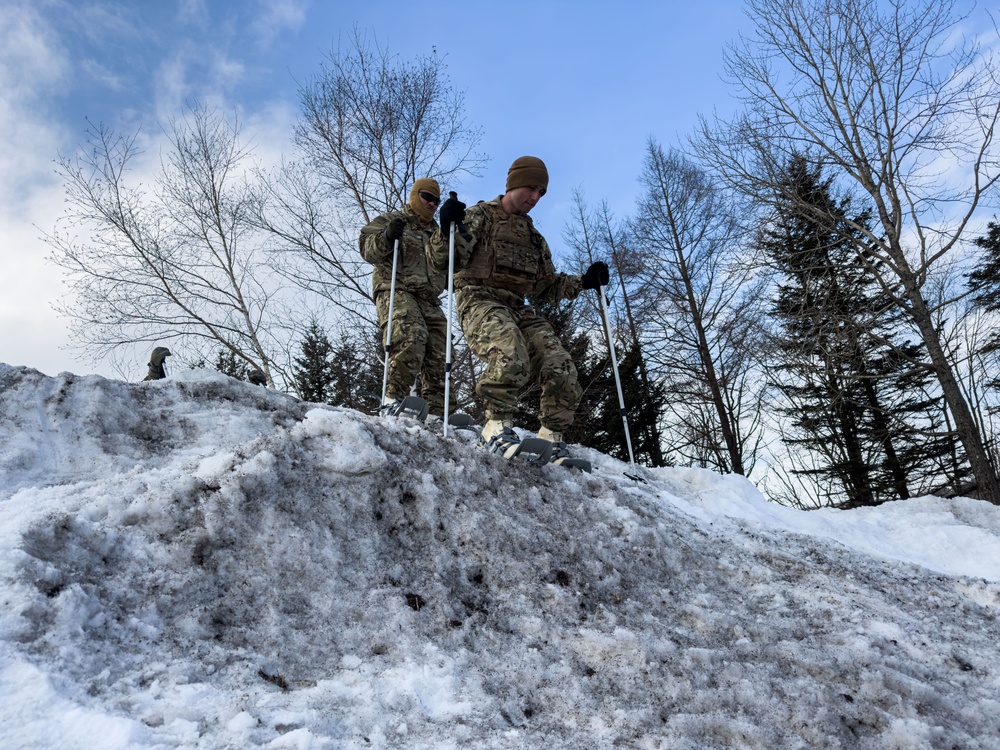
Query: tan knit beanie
505 156 548 193
408 178 440 222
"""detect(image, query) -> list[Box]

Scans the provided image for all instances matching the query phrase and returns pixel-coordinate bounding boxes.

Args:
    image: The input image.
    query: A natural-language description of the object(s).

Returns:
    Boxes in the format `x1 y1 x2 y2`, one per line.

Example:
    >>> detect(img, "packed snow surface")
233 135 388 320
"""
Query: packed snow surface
1 364 998 749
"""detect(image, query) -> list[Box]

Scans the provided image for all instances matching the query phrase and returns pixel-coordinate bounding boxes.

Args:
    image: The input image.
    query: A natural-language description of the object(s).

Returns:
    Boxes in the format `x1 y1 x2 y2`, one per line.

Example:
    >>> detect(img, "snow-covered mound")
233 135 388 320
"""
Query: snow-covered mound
1 364 998 749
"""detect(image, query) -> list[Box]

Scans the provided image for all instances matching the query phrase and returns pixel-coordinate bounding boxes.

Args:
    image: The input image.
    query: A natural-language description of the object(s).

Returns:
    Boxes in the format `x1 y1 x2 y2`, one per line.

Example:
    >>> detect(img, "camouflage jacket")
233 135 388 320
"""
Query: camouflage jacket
428 196 582 304
359 205 445 303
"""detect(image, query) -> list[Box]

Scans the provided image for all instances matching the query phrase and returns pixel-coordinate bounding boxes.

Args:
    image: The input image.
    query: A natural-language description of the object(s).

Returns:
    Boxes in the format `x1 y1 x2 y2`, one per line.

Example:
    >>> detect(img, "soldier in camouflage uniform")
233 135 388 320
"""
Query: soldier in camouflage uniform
429 156 609 461
359 178 454 420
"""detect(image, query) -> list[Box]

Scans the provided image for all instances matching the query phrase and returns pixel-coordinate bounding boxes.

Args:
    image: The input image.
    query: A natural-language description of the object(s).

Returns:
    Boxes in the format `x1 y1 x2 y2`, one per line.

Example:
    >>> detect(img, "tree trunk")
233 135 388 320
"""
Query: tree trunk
904 282 1000 504
860 378 910 501
615 265 666 468
687 292 745 476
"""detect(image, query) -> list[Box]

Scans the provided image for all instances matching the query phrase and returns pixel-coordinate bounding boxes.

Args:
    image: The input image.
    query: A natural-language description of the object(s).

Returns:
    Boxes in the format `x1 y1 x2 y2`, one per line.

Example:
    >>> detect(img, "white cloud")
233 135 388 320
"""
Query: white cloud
0 2 70 100
208 49 247 90
176 0 209 28
72 1 143 47
251 0 307 45
244 97 297 165
151 46 251 121
0 3 81 375
0 1 310 378
80 57 126 91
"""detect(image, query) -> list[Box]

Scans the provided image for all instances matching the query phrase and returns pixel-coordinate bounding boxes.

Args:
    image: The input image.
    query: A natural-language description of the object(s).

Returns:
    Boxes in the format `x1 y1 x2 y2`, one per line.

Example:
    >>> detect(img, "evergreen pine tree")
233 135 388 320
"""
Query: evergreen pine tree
761 155 963 506
327 331 382 411
293 321 337 403
215 350 250 381
585 337 670 467
968 220 1000 362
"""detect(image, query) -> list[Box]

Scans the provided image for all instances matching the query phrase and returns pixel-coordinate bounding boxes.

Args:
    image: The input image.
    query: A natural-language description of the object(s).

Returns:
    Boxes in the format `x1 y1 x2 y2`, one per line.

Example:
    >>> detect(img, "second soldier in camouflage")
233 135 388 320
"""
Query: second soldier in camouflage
359 178 455 420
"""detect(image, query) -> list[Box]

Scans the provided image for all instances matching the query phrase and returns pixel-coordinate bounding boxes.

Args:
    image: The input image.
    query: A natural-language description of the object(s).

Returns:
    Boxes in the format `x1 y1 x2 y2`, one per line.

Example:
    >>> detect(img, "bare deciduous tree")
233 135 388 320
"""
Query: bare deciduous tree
698 0 1000 503
256 159 374 323
47 104 286 385
562 190 668 467
268 28 487 319
295 29 486 222
632 140 766 476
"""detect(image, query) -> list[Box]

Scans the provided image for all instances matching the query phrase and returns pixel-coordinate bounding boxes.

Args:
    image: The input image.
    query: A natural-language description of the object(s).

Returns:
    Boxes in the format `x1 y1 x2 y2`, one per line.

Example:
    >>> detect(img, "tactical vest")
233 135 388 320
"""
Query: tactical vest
368 209 443 301
455 200 545 296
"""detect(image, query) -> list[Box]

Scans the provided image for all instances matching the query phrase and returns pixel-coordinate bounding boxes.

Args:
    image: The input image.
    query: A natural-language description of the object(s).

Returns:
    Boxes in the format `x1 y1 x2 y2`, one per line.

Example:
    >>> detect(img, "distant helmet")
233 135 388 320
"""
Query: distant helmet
150 347 172 367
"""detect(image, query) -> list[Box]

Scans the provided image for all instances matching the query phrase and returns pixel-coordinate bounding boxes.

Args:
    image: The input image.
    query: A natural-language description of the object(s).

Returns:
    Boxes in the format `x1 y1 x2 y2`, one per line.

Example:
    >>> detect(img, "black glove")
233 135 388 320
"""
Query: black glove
384 217 406 244
439 193 466 235
581 261 610 290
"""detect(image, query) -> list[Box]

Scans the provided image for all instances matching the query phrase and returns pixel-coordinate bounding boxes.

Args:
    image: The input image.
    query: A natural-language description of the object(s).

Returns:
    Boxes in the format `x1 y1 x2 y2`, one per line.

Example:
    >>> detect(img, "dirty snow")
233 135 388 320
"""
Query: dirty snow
1 363 998 749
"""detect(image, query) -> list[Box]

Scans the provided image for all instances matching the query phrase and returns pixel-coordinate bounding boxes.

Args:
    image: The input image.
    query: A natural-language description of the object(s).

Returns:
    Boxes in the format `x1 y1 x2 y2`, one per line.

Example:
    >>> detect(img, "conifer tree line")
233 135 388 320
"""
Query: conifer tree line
47 3 1000 508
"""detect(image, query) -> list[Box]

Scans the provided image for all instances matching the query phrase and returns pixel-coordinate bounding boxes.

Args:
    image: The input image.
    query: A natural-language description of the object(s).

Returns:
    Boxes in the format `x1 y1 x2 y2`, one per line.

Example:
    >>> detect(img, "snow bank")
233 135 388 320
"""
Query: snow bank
1 364 998 749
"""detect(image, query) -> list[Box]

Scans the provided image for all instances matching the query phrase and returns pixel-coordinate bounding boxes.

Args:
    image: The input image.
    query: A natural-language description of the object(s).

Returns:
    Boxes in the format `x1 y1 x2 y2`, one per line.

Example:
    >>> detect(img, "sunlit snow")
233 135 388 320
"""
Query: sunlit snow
1 364 998 749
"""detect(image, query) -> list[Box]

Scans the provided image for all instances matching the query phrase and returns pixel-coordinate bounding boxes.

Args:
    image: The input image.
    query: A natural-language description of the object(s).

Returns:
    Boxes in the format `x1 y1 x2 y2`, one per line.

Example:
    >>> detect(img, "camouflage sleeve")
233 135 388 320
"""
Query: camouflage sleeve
359 214 392 264
426 204 483 274
530 235 584 303
426 227 449 275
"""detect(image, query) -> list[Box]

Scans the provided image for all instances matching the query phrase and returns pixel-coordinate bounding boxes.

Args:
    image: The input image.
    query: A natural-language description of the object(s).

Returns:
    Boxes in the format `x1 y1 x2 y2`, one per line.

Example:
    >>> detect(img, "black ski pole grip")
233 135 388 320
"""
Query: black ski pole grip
448 191 472 241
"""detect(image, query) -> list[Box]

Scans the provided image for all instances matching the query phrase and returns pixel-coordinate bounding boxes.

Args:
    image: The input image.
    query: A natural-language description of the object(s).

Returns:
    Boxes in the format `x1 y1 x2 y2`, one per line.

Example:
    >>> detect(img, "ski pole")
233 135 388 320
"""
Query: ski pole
598 283 640 478
443 218 456 437
441 192 472 437
379 238 401 409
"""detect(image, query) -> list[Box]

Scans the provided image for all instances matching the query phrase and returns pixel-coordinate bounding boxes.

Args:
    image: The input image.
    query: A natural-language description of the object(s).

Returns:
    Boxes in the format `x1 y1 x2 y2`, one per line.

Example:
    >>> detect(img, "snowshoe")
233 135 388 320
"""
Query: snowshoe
549 441 592 473
511 437 554 465
624 468 648 483
447 412 475 430
441 412 480 442
483 425 553 465
445 412 479 436
379 395 429 422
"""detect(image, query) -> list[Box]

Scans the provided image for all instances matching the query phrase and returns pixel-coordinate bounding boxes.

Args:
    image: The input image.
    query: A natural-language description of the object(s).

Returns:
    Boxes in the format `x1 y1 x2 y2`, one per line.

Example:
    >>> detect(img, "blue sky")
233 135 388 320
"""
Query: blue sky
1 0 747 378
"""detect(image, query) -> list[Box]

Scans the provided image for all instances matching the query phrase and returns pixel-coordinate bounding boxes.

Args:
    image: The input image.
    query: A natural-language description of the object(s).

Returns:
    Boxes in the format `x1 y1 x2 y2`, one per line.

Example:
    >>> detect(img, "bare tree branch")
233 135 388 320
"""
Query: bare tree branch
46 104 287 386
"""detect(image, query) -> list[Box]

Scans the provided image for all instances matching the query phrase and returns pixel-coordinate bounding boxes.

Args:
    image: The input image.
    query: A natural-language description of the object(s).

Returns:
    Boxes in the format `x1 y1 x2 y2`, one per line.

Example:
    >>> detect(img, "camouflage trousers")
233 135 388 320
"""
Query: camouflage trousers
456 286 581 431
375 289 453 415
